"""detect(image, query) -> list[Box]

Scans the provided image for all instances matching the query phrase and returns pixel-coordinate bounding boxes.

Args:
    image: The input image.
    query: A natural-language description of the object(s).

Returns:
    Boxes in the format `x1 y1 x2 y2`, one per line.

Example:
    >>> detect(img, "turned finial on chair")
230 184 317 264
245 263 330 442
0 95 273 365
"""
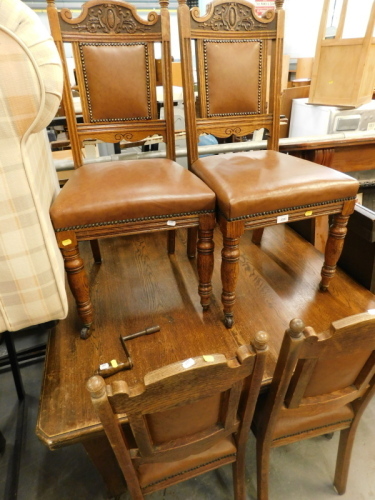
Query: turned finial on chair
287 318 305 339
86 375 107 399
253 330 269 351
275 0 284 9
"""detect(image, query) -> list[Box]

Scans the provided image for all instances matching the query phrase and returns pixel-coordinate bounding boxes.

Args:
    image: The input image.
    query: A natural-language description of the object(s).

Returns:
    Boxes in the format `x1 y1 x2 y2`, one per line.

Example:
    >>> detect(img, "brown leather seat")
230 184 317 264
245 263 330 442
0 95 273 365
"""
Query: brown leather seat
252 313 375 500
253 393 354 442
193 151 358 220
47 0 216 338
178 0 359 329
50 160 215 230
87 332 268 499
137 438 237 489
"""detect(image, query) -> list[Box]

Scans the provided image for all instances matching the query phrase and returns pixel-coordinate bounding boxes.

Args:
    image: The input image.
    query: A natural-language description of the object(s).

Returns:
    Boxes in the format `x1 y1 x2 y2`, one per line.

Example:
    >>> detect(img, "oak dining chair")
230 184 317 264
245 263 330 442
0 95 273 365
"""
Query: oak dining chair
252 313 375 499
87 331 268 499
177 0 359 328
46 0 216 338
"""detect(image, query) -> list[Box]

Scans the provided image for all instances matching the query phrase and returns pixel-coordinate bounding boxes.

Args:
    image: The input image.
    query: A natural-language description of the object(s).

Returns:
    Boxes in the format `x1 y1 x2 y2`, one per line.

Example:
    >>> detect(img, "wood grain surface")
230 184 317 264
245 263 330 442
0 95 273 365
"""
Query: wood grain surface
37 225 375 450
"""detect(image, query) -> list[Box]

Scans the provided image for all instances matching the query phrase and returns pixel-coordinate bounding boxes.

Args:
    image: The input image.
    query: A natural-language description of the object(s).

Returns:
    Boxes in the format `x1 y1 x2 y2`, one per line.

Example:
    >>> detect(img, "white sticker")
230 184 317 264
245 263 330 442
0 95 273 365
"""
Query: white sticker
277 214 289 223
167 220 176 226
367 309 375 315
99 363 110 370
182 358 195 369
367 122 375 131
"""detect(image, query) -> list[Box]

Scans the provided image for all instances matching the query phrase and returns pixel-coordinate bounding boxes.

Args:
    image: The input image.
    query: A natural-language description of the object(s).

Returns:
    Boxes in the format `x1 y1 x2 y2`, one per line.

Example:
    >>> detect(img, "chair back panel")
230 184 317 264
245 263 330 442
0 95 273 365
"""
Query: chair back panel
203 39 263 116
76 42 156 123
47 0 175 166
178 0 284 164
302 350 373 398
145 393 222 445
105 344 263 463
278 313 375 412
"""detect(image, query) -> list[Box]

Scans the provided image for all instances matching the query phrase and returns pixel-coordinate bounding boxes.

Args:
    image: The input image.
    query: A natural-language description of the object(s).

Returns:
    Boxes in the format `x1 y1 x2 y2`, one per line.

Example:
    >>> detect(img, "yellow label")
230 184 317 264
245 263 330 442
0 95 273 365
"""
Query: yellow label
110 359 118 368
62 239 72 246
203 355 215 362
305 210 313 216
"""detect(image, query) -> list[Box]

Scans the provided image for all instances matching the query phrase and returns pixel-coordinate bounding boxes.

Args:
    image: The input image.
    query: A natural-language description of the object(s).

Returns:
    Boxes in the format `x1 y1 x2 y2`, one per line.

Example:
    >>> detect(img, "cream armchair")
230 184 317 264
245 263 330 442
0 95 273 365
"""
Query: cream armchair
0 0 67 333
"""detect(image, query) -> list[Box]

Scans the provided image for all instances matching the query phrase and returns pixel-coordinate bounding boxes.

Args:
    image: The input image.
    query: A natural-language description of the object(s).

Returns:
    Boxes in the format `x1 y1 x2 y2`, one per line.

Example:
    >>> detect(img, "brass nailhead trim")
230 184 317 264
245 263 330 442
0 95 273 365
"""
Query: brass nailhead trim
142 452 237 489
223 196 357 222
55 209 215 232
360 180 375 188
79 42 152 123
203 39 263 118
273 419 352 442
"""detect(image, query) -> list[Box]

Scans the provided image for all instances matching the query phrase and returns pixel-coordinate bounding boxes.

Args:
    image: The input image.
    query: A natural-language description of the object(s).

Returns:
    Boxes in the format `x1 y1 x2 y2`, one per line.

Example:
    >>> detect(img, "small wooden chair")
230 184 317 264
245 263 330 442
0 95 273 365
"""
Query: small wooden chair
46 0 216 338
87 331 268 499
177 0 359 328
252 313 375 500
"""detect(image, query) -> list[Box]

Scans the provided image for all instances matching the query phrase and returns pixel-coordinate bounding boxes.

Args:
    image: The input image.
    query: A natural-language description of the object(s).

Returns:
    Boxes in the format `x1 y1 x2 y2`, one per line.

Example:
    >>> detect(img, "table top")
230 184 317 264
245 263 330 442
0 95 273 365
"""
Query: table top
36 224 375 449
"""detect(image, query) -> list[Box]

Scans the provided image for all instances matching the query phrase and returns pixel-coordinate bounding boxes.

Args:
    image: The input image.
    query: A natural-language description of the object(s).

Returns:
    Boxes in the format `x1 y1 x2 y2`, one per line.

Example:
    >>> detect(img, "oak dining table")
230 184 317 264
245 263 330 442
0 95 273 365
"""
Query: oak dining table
36 224 375 497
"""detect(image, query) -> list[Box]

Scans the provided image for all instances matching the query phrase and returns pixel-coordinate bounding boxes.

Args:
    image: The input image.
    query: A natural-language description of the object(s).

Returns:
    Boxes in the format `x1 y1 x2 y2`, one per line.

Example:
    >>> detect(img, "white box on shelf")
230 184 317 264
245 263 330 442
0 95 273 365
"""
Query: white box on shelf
289 98 375 138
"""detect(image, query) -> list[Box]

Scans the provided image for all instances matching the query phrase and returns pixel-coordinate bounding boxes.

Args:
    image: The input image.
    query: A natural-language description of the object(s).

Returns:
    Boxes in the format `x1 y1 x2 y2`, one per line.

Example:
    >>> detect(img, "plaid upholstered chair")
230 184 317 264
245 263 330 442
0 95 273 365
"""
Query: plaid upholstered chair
0 0 67 333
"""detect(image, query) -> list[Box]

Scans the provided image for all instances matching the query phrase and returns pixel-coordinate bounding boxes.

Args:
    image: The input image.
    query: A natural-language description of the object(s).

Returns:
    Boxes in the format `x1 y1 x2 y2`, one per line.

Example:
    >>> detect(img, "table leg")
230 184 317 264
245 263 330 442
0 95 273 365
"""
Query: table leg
82 434 127 498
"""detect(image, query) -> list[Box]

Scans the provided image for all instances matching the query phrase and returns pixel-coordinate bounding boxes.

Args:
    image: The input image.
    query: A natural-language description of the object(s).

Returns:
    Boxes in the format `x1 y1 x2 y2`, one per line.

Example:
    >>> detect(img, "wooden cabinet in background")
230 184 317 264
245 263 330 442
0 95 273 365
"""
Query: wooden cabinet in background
338 204 375 293
309 0 375 108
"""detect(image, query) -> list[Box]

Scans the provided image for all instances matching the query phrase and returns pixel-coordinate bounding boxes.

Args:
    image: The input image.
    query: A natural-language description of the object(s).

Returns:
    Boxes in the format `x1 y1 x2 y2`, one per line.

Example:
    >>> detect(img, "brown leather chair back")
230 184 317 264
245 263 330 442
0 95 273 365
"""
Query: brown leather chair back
47 0 176 167
280 314 375 410
178 0 285 164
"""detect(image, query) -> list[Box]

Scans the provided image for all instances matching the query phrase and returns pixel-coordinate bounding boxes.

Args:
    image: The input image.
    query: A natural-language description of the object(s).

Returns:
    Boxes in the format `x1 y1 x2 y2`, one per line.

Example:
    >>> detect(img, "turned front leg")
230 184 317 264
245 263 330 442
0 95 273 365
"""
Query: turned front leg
197 214 215 310
57 231 93 339
219 219 245 328
221 234 241 328
320 212 350 291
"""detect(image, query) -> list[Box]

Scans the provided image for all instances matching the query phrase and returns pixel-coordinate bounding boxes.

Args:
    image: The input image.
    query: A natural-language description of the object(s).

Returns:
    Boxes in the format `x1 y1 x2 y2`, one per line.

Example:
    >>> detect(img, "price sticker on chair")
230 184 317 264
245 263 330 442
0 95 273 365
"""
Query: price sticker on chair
276 215 289 224
182 358 195 369
167 220 176 227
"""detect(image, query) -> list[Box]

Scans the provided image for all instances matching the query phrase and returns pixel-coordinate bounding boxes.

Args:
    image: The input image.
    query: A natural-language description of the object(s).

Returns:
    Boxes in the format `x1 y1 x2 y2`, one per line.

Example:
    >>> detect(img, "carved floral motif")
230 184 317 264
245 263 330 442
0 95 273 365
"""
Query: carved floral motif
70 4 151 34
200 3 268 31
